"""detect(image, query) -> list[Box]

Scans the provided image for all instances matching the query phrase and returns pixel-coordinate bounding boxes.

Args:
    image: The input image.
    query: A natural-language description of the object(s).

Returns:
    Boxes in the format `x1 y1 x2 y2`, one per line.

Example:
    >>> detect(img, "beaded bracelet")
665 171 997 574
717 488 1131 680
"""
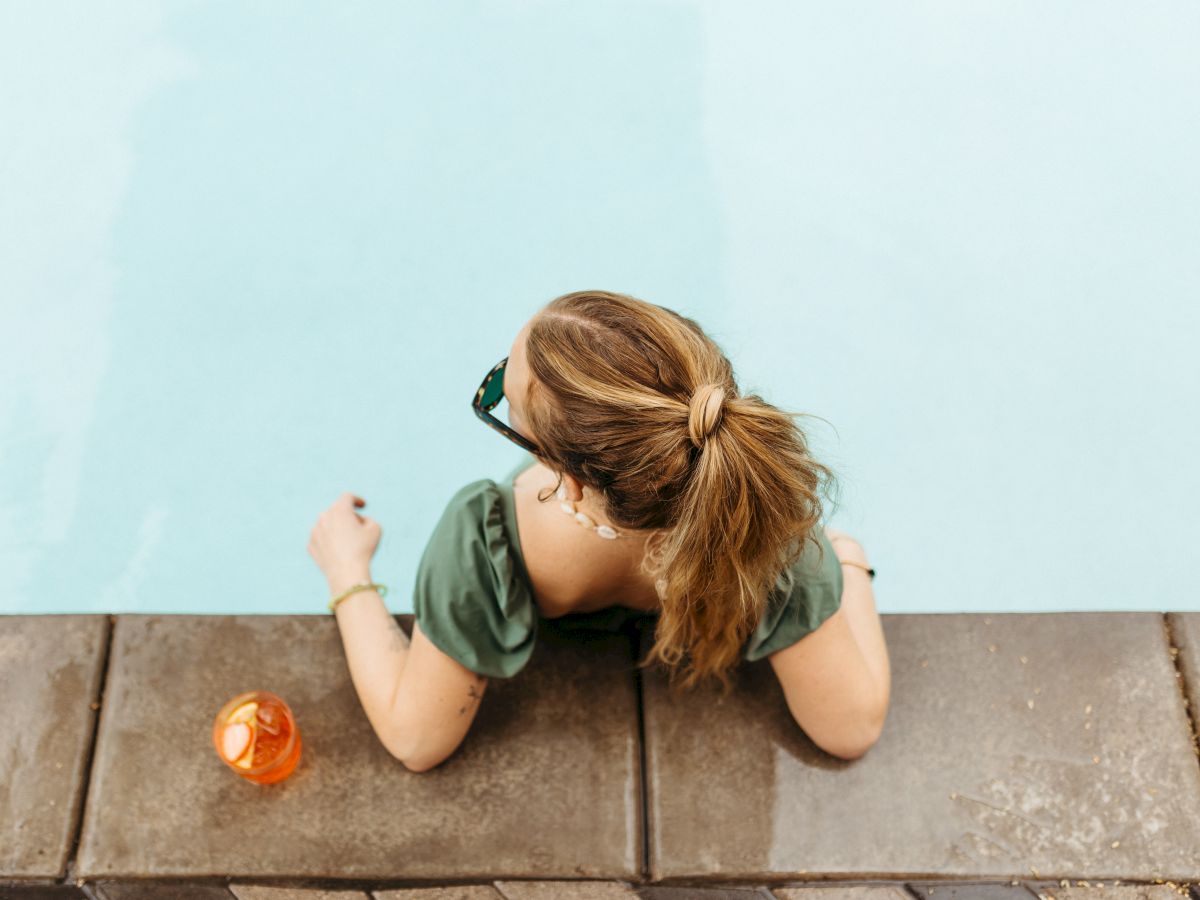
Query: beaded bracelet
839 560 876 580
328 581 388 614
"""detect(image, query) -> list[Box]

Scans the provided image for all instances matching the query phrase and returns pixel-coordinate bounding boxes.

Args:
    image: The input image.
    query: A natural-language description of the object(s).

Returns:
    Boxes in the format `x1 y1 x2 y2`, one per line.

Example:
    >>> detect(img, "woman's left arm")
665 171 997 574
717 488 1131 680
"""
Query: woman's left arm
308 492 413 758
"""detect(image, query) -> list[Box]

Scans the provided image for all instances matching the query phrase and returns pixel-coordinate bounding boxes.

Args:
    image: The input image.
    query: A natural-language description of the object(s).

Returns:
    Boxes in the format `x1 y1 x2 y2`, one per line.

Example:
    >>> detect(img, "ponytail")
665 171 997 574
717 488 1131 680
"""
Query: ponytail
524 289 841 697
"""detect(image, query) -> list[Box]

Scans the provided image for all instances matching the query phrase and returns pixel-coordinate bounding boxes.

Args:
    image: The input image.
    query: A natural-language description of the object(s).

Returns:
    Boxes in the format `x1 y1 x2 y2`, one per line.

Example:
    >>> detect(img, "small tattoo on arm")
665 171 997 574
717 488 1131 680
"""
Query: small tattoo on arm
458 681 483 716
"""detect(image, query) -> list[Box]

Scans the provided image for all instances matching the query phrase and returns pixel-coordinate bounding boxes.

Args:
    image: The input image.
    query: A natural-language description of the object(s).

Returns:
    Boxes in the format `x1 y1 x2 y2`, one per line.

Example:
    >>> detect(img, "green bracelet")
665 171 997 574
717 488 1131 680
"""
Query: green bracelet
328 581 388 613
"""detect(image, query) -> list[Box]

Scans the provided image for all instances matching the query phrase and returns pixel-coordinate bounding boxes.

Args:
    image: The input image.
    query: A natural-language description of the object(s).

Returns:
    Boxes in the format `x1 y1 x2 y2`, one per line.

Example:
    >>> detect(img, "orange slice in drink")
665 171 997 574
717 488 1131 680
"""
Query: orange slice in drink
233 729 257 769
220 700 261 768
227 700 259 724
221 722 254 764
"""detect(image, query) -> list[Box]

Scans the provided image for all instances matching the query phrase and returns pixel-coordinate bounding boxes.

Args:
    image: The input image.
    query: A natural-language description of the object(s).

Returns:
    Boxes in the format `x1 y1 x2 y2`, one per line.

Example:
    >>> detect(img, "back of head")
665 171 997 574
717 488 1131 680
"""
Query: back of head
522 289 840 697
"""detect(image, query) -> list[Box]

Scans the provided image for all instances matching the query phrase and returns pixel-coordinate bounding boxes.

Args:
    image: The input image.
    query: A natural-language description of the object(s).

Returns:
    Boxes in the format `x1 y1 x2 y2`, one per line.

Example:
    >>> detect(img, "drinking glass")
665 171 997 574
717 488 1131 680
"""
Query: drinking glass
212 689 301 784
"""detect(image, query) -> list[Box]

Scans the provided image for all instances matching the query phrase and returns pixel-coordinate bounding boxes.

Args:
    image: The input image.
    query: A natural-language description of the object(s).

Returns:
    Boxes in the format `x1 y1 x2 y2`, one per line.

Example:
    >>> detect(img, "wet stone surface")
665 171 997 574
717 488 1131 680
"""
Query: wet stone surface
0 615 110 880
74 615 643 881
636 612 1200 882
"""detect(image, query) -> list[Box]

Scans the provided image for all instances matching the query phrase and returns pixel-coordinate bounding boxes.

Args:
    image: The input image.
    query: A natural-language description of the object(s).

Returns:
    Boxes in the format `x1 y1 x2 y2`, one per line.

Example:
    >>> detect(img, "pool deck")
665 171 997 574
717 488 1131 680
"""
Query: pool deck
2 611 1199 899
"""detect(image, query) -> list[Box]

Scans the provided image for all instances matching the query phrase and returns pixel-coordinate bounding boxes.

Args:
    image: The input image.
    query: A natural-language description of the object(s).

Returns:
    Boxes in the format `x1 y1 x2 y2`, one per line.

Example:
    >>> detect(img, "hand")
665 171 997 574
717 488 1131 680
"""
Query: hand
824 526 870 567
308 492 382 589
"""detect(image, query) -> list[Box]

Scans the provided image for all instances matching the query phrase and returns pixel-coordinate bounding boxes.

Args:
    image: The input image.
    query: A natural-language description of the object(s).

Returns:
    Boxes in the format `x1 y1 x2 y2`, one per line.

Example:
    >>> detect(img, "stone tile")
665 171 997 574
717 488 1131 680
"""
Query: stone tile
89 884 235 898
772 886 916 899
373 888 503 899
0 883 89 898
494 881 640 898
634 888 770 899
907 883 1038 898
231 885 371 899
76 615 641 880
1024 883 1185 900
1166 613 1200 750
0 615 111 879
373 887 503 899
637 612 1200 881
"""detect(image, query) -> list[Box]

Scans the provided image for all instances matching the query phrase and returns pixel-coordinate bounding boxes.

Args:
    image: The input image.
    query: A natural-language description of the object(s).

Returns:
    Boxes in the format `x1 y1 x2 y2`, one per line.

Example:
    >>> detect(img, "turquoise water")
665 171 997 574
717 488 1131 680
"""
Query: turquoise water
2 2 1197 615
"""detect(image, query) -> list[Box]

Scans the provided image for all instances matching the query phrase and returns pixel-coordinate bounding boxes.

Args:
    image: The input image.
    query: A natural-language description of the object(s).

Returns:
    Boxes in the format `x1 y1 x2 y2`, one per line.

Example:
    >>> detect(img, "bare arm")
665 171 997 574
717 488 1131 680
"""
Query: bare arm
825 528 890 705
327 567 412 756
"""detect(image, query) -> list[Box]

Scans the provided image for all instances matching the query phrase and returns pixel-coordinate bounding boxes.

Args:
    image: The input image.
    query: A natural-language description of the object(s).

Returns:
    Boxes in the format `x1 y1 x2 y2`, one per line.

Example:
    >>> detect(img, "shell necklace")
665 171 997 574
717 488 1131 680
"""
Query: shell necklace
555 483 621 540
556 482 670 601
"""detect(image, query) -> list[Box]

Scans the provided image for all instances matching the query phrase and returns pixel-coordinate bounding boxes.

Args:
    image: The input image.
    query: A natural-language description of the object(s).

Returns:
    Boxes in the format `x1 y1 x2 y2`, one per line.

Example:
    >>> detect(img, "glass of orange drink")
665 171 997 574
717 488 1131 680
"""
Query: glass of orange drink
212 690 301 784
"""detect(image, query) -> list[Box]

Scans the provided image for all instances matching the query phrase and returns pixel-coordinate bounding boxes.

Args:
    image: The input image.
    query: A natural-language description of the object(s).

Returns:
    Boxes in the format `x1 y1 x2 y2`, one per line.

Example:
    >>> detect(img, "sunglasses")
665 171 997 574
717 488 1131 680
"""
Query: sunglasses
472 357 542 455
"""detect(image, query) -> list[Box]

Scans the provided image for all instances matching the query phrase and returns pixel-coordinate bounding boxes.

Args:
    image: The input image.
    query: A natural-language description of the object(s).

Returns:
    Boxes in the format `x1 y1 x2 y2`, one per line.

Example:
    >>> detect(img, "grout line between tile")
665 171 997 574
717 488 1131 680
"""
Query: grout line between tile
1162 613 1200 766
61 613 117 890
628 623 651 883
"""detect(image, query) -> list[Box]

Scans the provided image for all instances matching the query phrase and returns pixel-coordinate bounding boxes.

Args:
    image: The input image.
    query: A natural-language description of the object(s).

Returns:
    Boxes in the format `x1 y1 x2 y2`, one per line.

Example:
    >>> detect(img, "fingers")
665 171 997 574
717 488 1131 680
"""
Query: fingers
321 493 367 520
317 494 378 531
316 493 372 528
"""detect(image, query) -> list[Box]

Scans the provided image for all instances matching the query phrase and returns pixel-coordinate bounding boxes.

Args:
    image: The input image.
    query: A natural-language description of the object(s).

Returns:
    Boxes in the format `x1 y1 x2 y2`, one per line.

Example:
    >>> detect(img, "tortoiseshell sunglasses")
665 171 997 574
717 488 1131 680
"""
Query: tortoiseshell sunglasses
472 357 541 455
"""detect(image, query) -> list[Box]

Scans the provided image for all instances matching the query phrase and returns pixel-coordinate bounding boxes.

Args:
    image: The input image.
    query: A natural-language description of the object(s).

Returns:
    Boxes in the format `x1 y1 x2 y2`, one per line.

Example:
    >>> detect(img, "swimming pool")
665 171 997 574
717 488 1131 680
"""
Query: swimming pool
2 1 1197 615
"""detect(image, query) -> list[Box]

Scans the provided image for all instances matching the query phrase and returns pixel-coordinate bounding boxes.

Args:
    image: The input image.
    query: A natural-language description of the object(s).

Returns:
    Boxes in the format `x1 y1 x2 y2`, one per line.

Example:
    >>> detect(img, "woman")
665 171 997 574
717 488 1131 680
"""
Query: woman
308 290 891 772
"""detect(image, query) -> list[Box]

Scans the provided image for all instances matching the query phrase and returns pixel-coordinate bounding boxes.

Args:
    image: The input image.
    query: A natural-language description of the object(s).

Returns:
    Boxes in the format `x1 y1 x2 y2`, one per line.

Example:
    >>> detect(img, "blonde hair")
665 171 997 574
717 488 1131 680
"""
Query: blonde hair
522 290 841 697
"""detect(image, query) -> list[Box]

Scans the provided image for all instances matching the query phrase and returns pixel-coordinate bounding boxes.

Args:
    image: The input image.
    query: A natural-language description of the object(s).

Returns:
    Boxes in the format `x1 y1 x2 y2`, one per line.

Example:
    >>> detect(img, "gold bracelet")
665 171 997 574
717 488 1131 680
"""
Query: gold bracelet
839 560 876 580
328 581 388 614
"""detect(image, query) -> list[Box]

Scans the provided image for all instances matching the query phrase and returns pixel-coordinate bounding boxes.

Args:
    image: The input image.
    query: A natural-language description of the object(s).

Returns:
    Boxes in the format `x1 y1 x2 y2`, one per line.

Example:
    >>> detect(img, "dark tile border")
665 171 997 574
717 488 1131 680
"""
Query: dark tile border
1164 613 1200 763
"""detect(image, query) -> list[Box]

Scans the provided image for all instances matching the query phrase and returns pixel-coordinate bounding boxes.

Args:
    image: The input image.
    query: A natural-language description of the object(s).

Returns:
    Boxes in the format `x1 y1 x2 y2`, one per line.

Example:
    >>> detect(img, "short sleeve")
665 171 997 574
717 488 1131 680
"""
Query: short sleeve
742 525 844 661
412 479 538 678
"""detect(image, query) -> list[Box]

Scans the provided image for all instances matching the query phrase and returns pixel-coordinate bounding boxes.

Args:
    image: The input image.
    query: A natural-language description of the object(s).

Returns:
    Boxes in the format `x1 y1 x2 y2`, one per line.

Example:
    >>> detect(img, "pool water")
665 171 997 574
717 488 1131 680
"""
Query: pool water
2 1 1198 614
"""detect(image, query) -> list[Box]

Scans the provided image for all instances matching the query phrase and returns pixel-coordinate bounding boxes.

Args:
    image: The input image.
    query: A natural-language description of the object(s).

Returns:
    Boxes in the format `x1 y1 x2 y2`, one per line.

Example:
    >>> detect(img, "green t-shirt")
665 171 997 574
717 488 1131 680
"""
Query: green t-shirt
411 454 844 678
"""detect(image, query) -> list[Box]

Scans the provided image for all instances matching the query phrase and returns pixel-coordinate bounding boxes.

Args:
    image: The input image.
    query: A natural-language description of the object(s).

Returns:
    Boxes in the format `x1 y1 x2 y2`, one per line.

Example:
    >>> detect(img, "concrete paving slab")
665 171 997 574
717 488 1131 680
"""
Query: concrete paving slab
634 888 770 899
372 888 504 899
231 885 371 899
638 612 1200 882
89 884 235 898
75 615 642 881
373 887 503 899
494 881 640 898
1025 884 1185 900
907 882 1037 898
0 615 110 879
0 883 88 899
772 887 916 899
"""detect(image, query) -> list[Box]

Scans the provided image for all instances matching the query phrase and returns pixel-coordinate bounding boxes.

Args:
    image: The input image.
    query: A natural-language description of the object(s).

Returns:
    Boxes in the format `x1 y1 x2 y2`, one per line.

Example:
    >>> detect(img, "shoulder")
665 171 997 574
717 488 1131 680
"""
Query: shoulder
416 479 500 573
742 525 844 661
435 477 504 524
412 478 537 678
